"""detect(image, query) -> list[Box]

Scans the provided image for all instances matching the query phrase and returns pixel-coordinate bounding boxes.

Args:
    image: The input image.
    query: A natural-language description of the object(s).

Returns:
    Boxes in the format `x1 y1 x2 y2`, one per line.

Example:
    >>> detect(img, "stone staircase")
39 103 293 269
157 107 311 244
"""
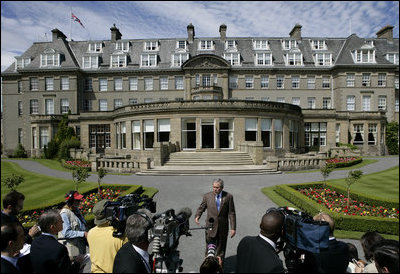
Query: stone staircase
137 151 280 175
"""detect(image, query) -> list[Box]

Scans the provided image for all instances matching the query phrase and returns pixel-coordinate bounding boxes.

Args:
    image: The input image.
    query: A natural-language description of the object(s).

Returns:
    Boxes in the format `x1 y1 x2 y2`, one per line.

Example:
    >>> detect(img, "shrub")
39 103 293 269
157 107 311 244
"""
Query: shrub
2 174 25 191
386 122 399 155
13 143 27 158
58 137 81 160
338 143 358 150
44 139 59 159
326 157 362 168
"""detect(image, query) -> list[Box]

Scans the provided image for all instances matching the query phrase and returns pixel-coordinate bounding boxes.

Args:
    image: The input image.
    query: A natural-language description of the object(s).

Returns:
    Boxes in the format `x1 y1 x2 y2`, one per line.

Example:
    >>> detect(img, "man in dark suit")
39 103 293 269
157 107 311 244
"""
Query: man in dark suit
236 208 285 273
1 222 25 273
30 209 84 273
195 178 236 261
310 213 349 273
113 209 153 273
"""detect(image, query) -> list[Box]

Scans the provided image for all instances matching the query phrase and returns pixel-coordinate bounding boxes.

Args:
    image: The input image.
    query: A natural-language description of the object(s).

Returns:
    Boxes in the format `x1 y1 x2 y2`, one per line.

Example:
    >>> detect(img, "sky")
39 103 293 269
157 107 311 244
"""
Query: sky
1 1 399 72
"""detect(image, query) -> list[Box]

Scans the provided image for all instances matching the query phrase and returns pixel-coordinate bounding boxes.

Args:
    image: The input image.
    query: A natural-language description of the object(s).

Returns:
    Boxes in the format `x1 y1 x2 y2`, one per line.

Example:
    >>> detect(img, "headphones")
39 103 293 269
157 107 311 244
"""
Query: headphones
132 212 153 230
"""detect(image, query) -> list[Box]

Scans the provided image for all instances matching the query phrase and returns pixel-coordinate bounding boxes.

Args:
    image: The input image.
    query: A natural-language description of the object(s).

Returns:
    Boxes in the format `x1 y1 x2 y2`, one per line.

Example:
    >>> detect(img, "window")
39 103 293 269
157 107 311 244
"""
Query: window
144 98 153 103
30 99 39 114
40 52 60 67
224 53 240 66
89 124 111 149
378 73 386 87
277 97 285 103
311 40 326 50
352 50 375 63
353 124 364 145
30 78 38 91
82 56 99 69
291 76 300 89
18 81 23 93
307 97 316 109
261 97 269 101
245 76 253 89
261 76 269 88
322 77 330 88
61 77 69 90
336 123 340 144
160 76 168 90
276 76 284 89
307 76 315 89
176 40 187 50
261 118 271 148
256 53 272 66
15 57 31 70
346 73 355 87
129 98 138 105
274 119 283 148
286 53 302 66
158 119 170 142
199 40 214 50
202 75 211 87
378 95 387 110
60 99 69 114
129 77 138 91
99 99 107 111
85 78 93 91
396 97 399 112
115 41 129 51
386 53 399 64
229 76 238 88
99 78 108 91
114 78 123 91
253 40 269 50
347 96 356 111
289 120 299 148
144 120 154 149
88 43 102 52
225 40 237 50
32 127 37 149
39 127 49 148
395 77 399 89
361 73 371 87
45 99 54 114
45 77 54 91
18 101 23 116
120 122 127 149
245 118 257 141
292 97 300 106
144 77 153 91
175 76 184 90
84 100 93 111
131 121 141 150
141 54 157 67
322 97 331 109
304 122 326 148
144 41 159 51
114 99 123 109
282 40 297 50
111 55 127 68
172 53 189 67
315 53 332 66
368 124 377 145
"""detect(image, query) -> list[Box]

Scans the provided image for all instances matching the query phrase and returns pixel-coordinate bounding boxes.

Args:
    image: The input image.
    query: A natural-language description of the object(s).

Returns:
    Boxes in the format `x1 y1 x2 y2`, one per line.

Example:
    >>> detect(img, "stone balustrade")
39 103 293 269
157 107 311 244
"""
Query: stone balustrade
96 158 141 173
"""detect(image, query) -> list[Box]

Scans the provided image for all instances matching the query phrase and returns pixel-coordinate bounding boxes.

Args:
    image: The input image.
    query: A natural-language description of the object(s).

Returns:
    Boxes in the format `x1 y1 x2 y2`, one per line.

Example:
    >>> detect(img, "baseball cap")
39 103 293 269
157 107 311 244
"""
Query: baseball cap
93 199 109 226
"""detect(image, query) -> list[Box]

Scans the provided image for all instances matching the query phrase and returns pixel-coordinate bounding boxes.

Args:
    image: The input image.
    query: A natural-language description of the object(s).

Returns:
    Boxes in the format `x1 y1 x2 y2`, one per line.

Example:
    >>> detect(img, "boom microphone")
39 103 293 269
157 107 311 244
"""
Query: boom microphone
177 207 192 218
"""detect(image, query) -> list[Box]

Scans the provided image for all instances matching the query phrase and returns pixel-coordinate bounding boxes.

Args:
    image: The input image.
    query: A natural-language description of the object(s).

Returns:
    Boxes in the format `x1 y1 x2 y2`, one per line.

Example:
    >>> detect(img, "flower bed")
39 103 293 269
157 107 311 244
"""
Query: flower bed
62 159 91 171
297 187 399 219
326 157 362 168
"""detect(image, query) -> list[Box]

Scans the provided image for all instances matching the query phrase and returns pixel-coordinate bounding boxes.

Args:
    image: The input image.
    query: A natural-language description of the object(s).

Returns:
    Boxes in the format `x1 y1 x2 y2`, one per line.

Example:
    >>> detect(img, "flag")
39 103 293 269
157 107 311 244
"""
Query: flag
71 13 84 28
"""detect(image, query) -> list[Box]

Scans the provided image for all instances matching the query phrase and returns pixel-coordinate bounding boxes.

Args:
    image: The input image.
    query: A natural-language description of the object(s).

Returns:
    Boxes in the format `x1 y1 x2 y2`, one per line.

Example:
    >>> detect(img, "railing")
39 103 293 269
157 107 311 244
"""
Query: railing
96 158 141 173
277 157 326 171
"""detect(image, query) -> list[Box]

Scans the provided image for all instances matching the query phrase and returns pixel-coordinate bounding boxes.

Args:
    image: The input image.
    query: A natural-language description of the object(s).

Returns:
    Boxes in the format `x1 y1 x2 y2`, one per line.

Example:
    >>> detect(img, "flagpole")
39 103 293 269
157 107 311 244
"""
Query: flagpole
70 7 72 41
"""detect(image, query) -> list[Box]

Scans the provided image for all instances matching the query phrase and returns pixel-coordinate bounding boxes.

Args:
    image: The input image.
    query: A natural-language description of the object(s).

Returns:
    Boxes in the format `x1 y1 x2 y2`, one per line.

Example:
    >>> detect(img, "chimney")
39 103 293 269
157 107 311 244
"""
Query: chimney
219 24 227 41
376 25 394 41
110 24 122 41
51 28 67 42
289 24 302 40
187 23 195 44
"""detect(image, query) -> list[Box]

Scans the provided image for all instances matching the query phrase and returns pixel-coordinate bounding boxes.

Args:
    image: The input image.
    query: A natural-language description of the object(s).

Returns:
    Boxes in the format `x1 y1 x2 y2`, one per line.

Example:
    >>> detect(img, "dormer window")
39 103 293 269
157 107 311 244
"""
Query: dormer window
110 54 127 68
172 53 189 67
225 40 237 50
255 53 272 66
88 42 102 53
282 40 297 50
40 49 60 67
15 57 31 70
310 40 327 50
141 54 157 67
199 40 214 50
352 49 375 63
144 41 159 51
285 53 303 66
224 53 240 66
386 53 399 64
253 40 269 50
364 40 374 47
82 56 99 69
314 53 332 66
176 40 187 51
115 41 129 52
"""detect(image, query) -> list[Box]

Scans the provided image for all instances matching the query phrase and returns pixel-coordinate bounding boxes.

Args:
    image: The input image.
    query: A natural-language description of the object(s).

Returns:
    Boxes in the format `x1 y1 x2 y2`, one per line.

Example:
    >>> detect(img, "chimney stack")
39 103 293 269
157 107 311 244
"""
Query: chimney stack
219 24 227 41
51 28 67 42
187 23 195 44
376 25 394 41
289 24 302 40
110 24 122 41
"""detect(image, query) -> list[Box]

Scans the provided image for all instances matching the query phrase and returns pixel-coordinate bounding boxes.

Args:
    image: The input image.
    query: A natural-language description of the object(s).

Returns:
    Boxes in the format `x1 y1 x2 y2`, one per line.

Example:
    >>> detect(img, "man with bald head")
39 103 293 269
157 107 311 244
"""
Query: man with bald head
236 208 285 273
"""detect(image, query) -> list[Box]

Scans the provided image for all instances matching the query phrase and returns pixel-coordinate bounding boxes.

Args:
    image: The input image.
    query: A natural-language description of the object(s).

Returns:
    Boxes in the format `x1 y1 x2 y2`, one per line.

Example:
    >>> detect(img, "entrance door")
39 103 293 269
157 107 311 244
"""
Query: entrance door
182 119 196 150
219 119 233 149
96 135 105 154
201 119 214 149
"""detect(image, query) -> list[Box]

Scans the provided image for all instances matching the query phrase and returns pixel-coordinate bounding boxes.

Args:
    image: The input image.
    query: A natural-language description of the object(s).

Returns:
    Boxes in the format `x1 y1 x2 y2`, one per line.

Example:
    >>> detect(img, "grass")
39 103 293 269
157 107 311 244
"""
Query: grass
285 159 378 174
262 166 399 240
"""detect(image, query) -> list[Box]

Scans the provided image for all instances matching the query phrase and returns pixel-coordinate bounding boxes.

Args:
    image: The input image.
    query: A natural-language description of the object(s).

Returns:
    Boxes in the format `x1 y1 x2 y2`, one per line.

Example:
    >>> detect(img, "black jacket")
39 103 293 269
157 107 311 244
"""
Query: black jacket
113 242 150 273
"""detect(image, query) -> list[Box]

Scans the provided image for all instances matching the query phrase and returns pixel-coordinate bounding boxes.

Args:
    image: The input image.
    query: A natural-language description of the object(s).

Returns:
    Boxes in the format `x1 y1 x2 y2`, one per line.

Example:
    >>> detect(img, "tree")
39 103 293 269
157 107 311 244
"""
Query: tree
72 167 89 192
97 168 107 193
2 174 25 191
320 163 334 189
386 121 399 155
345 170 363 209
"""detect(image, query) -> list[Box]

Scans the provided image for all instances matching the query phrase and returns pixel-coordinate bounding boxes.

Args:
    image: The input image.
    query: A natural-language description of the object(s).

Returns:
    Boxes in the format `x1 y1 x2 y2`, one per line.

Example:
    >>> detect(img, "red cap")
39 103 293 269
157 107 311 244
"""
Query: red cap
65 191 83 201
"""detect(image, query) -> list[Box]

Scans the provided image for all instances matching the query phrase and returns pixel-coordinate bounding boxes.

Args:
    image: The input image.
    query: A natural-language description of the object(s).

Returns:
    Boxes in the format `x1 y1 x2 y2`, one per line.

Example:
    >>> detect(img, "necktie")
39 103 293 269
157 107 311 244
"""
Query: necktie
216 194 221 211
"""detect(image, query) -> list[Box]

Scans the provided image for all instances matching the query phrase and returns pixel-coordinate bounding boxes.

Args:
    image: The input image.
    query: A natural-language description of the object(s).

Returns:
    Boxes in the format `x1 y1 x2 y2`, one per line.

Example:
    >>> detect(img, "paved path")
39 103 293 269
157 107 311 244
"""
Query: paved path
2 156 399 273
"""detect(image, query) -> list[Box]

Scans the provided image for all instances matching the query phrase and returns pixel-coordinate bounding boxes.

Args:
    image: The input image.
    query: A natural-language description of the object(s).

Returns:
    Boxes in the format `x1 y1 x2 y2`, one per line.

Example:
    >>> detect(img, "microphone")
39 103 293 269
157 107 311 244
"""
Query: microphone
177 207 192 219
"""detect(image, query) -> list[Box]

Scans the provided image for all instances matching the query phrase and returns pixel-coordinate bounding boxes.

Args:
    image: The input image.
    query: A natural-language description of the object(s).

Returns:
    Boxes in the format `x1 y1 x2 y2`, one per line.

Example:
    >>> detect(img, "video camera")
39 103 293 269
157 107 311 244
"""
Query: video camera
273 207 330 273
104 193 156 237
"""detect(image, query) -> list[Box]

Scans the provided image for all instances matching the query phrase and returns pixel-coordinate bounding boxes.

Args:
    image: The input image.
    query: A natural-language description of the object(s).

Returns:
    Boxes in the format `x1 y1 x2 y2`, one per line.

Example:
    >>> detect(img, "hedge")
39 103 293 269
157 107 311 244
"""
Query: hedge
326 157 363 168
275 183 399 235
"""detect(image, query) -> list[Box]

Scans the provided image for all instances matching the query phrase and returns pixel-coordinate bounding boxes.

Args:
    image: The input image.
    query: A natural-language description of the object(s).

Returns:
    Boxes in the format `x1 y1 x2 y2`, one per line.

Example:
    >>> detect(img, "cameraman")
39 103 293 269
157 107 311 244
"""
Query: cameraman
113 209 153 273
236 208 285 273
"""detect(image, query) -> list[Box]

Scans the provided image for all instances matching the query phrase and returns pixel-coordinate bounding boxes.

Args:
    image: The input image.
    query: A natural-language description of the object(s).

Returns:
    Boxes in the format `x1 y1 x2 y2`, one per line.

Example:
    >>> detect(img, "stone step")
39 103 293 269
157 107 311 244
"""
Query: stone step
137 167 281 176
165 151 254 166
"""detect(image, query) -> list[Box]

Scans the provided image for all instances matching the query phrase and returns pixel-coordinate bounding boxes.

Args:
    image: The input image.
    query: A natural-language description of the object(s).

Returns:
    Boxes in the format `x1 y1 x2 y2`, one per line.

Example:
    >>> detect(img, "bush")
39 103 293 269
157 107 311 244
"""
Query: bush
2 174 25 191
338 143 358 150
326 157 363 168
386 122 399 155
58 137 81 160
44 139 59 159
13 143 27 158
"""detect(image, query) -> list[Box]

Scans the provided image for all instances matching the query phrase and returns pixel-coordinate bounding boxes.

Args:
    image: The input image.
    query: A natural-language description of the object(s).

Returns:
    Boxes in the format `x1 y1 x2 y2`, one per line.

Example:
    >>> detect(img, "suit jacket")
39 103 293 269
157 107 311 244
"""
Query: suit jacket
195 191 236 238
30 234 79 273
1 258 21 274
311 238 349 273
1 212 33 245
113 242 149 273
236 236 285 273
